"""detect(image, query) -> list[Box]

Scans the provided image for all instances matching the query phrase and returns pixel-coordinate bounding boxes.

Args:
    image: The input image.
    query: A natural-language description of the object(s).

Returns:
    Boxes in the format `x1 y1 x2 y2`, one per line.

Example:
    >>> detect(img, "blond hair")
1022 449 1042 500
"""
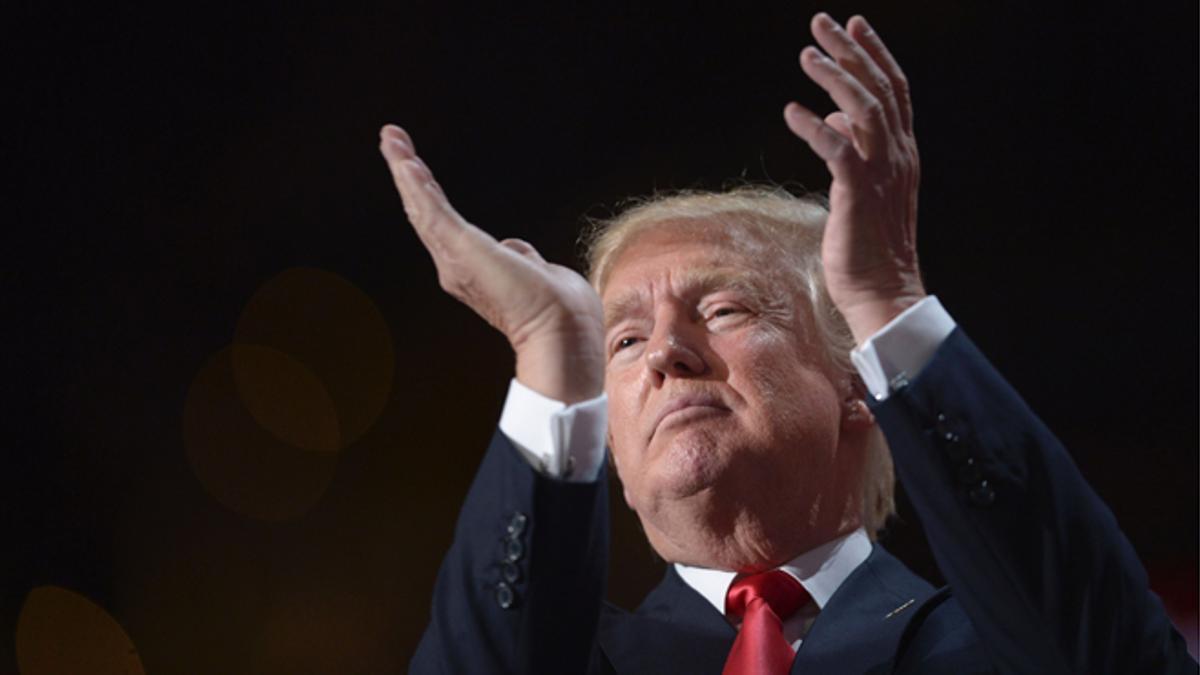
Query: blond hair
581 185 895 538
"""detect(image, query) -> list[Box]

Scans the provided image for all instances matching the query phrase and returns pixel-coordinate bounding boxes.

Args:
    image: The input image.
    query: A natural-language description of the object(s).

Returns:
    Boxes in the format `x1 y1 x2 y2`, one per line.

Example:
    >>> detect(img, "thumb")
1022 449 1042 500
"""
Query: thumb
499 238 547 263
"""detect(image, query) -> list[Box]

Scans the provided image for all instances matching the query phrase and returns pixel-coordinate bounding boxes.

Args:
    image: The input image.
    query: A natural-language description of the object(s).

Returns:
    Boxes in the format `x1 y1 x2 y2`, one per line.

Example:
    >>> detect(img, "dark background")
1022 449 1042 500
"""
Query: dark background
5 1 1197 673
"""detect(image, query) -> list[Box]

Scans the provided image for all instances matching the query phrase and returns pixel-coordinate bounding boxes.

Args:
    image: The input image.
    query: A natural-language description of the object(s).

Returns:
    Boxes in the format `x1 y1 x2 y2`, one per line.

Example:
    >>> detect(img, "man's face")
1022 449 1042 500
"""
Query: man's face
601 220 868 570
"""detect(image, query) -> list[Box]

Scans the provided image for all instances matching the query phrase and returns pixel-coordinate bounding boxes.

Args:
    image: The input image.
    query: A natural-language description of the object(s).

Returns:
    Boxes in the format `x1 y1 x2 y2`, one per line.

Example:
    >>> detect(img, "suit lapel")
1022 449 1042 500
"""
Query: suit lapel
790 544 939 675
599 566 735 674
599 545 944 674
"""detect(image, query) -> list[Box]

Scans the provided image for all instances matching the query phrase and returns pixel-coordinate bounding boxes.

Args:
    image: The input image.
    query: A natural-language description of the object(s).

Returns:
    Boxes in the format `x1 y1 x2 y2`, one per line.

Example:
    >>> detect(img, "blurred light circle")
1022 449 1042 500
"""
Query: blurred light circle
16 585 146 675
230 344 341 453
234 267 394 450
184 347 338 521
248 589 388 673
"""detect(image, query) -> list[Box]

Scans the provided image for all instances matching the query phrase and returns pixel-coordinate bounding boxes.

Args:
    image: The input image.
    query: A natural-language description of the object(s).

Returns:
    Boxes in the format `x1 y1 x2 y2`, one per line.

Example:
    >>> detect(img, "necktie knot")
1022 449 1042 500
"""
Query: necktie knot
725 570 809 622
721 570 810 675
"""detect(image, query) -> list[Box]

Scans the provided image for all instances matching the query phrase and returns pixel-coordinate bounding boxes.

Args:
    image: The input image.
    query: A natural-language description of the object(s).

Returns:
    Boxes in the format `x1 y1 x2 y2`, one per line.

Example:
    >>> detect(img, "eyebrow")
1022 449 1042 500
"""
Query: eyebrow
602 268 768 330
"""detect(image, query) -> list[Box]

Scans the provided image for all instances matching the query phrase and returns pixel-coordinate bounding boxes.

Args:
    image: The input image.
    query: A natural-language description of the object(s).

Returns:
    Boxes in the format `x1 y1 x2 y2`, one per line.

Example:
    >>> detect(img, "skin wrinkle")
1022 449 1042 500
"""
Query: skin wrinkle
597 211 843 376
587 192 895 547
604 268 795 357
602 220 872 573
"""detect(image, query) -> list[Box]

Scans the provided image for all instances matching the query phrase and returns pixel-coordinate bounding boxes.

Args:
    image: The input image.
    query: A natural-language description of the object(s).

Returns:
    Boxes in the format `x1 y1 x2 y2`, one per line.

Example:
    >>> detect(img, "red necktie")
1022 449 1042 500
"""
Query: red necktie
722 570 810 675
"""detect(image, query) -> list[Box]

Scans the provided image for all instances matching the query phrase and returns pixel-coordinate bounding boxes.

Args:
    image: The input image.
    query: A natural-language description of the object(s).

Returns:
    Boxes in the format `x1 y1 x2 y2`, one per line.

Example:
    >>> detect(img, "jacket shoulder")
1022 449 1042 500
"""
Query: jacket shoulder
893 589 993 674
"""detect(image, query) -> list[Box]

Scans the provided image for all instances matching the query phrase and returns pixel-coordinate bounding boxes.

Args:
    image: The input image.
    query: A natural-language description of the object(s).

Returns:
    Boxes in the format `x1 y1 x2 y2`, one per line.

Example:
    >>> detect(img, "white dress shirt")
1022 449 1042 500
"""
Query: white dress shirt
676 528 873 650
496 295 956 622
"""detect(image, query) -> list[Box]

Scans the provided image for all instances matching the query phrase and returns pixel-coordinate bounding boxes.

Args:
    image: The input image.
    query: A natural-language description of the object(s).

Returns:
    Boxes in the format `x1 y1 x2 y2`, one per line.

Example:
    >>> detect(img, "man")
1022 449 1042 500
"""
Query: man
381 13 1195 674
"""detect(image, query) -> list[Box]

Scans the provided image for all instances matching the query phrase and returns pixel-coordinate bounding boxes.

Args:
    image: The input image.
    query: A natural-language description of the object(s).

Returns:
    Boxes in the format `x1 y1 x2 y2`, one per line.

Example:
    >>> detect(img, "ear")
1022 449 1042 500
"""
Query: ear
834 373 873 429
840 396 876 433
622 486 637 510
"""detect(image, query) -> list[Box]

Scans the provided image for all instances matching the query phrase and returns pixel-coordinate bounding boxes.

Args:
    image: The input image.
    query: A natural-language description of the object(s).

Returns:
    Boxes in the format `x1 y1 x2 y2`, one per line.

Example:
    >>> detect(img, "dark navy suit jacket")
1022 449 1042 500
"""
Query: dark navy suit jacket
411 330 1195 674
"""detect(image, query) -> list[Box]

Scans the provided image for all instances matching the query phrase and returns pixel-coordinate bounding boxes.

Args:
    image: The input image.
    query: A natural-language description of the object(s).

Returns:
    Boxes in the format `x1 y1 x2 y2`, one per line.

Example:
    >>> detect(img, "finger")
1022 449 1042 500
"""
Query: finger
810 13 902 137
799 46 887 160
378 128 472 256
499 238 547 262
846 16 913 135
379 134 441 227
783 102 860 183
824 111 853 140
380 123 415 152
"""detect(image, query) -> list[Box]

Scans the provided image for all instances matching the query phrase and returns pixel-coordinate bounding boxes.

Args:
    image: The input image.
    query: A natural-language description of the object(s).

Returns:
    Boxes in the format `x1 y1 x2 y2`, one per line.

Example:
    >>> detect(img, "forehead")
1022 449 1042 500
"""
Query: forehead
603 218 771 280
600 221 787 317
606 221 730 275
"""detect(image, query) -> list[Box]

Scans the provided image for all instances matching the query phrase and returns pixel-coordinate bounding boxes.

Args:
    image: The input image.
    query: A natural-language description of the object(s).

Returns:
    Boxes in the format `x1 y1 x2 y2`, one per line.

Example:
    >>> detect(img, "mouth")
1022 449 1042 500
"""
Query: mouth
650 395 730 440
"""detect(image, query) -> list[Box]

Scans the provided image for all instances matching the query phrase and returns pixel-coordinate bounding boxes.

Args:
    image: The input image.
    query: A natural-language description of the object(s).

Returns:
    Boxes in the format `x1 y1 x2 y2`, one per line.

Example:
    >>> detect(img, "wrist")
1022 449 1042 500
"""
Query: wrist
512 326 604 405
837 291 927 346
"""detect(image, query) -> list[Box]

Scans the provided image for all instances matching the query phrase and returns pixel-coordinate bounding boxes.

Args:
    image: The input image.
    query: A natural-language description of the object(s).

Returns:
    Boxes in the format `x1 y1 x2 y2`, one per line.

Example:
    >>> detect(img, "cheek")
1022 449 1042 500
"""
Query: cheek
737 340 842 448
604 379 635 448
604 375 644 491
733 332 809 401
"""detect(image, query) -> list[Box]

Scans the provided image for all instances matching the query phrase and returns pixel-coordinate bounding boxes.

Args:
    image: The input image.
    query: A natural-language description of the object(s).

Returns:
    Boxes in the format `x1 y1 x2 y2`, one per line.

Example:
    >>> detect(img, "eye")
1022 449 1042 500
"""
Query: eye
707 305 745 321
615 336 640 352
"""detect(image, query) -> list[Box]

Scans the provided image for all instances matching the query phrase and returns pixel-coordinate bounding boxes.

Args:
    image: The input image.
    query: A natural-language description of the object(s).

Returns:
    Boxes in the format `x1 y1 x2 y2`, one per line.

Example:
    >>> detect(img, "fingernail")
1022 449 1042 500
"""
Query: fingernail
856 16 875 34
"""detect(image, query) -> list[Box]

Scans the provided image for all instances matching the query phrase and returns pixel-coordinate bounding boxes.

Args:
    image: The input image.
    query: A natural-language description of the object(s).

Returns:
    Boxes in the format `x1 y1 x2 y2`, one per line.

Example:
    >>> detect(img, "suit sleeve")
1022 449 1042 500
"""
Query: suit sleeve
871 328 1195 675
410 430 609 674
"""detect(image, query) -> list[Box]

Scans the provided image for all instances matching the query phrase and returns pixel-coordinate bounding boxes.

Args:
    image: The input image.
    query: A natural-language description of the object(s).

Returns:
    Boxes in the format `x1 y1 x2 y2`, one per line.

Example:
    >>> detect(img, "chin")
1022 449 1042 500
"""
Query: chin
648 430 732 500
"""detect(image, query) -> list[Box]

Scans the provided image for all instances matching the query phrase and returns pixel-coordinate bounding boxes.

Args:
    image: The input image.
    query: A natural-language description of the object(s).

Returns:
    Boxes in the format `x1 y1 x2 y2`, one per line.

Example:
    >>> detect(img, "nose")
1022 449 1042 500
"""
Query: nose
645 311 707 382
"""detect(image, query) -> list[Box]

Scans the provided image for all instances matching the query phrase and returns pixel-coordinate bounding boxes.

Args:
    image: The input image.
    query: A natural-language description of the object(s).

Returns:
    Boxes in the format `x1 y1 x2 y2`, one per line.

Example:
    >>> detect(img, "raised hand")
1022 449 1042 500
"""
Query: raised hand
784 13 926 344
379 125 605 403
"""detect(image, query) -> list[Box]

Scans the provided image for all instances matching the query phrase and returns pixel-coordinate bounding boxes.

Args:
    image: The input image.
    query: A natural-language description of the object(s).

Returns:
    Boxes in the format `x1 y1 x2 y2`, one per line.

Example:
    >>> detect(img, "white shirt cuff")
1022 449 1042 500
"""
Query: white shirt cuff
850 296 957 401
497 379 608 482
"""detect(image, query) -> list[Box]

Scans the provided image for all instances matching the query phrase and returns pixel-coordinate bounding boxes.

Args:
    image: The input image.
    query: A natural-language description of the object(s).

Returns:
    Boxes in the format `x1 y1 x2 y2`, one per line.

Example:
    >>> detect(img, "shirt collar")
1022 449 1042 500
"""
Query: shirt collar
674 527 872 616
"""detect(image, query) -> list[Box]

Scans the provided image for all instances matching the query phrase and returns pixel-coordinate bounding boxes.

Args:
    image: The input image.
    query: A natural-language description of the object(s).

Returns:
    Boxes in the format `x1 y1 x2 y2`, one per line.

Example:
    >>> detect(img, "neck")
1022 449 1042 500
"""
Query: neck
639 496 862 572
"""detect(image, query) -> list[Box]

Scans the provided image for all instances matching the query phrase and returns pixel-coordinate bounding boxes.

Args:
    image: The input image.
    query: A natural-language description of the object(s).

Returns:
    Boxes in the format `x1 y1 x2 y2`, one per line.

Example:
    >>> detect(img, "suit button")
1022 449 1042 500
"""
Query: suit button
507 512 528 536
504 537 524 563
957 457 982 485
969 480 996 507
502 561 521 584
496 582 515 609
943 434 969 463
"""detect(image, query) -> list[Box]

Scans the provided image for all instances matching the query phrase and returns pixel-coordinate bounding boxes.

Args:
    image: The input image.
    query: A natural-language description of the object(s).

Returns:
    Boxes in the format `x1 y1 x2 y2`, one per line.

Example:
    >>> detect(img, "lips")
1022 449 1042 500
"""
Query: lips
650 393 730 439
